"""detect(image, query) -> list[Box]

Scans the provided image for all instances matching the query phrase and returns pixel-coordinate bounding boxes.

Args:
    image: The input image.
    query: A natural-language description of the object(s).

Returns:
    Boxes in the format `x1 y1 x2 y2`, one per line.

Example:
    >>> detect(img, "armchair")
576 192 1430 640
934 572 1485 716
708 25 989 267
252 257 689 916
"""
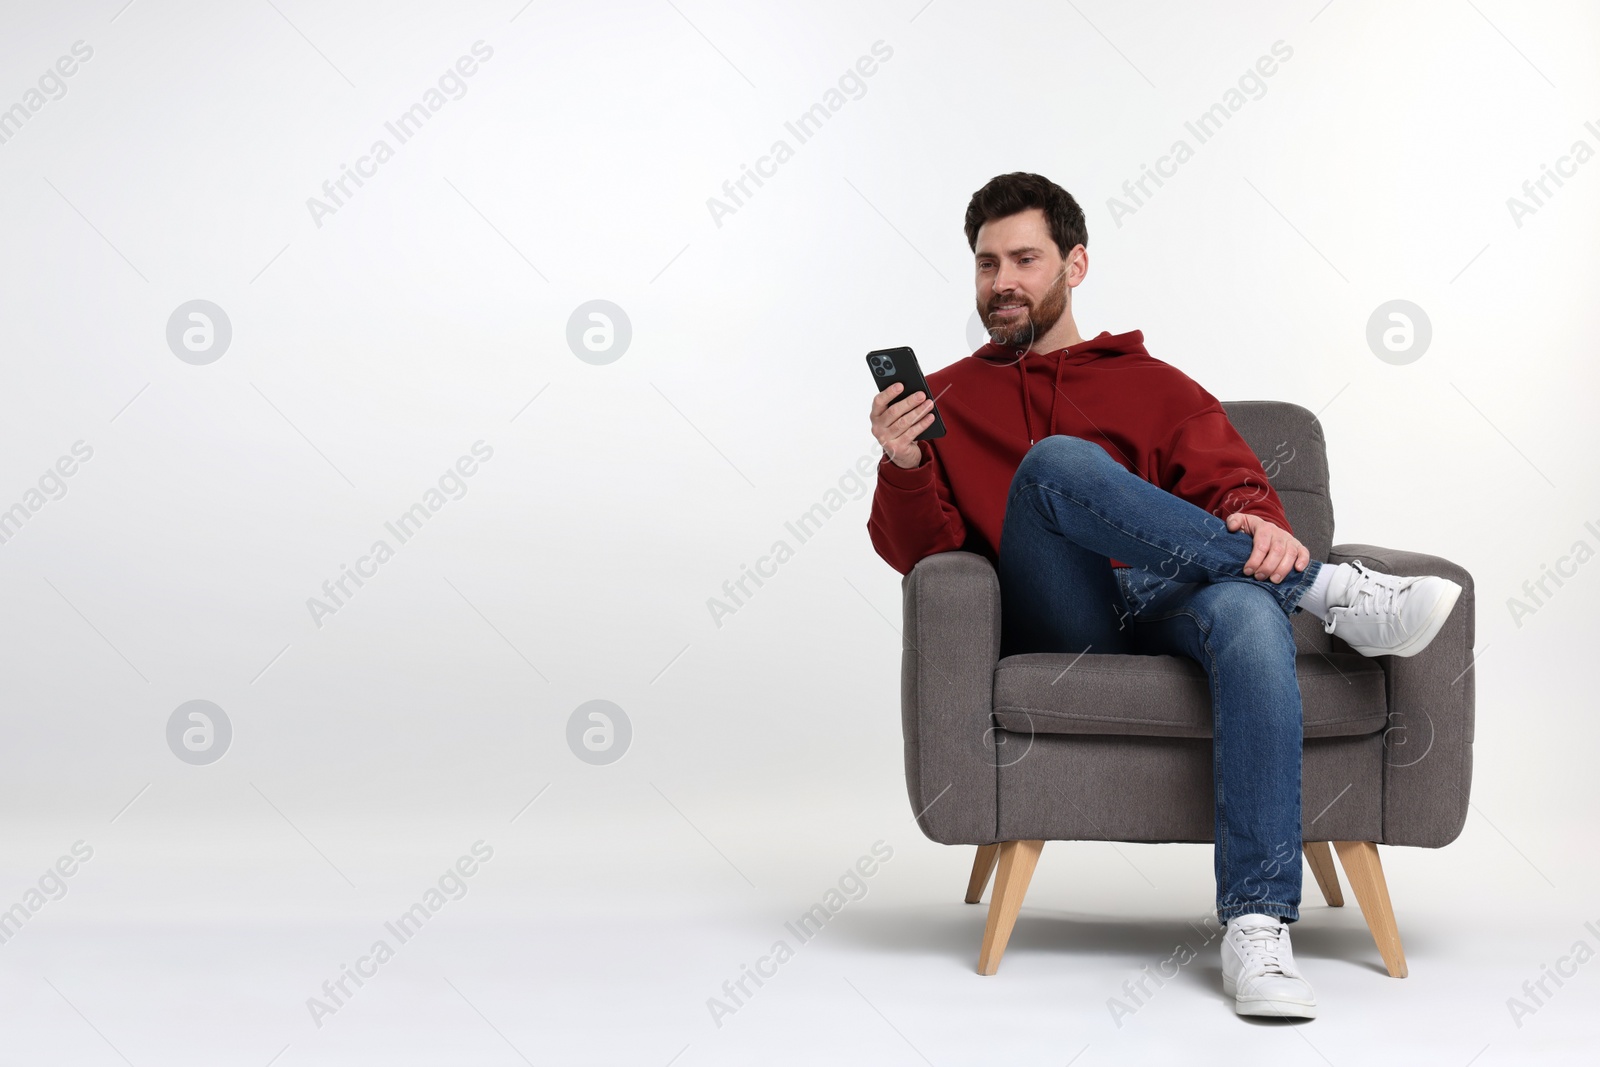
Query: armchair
897 401 1475 976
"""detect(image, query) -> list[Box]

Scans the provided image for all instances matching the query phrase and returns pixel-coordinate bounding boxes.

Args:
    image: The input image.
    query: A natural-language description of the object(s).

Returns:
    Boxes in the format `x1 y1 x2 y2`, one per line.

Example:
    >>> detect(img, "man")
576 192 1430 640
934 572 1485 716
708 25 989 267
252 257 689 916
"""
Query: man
865 172 1461 1019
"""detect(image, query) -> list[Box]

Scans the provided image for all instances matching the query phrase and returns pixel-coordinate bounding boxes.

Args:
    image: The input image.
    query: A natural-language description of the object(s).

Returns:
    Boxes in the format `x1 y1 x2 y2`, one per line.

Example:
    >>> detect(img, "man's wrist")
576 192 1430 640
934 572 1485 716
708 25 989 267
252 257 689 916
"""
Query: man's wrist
884 449 921 470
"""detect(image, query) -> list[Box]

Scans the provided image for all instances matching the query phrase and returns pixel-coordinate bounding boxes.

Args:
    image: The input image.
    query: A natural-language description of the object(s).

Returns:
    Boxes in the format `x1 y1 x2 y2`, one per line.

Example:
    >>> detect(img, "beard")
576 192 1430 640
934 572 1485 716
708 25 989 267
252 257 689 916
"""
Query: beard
979 268 1068 349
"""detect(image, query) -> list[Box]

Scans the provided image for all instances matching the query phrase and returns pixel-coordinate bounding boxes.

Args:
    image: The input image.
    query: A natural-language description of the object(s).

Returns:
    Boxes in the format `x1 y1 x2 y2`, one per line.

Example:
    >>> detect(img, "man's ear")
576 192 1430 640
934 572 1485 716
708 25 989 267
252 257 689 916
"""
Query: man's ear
1067 244 1089 287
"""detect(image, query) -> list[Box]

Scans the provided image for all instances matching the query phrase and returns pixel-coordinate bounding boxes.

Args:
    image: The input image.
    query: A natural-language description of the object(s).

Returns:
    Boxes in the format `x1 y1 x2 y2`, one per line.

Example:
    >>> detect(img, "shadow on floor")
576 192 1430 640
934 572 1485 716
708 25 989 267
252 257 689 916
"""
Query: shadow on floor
835 902 1401 982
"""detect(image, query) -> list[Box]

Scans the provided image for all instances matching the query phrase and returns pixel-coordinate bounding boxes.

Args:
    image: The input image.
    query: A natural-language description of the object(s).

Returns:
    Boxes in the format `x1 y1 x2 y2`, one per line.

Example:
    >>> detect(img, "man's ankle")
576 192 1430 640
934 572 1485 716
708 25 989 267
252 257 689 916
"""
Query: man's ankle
1295 562 1343 620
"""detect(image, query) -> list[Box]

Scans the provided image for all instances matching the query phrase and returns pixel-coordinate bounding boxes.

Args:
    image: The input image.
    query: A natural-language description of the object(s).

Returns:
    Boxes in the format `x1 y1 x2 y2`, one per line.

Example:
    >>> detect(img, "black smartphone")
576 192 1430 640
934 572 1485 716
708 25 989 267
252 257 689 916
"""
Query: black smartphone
866 346 946 440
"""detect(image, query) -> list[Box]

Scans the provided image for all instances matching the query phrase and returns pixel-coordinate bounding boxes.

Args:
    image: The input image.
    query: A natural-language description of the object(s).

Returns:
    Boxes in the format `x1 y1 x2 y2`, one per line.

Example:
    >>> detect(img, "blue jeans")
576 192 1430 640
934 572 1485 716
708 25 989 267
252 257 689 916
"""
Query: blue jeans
996 435 1323 924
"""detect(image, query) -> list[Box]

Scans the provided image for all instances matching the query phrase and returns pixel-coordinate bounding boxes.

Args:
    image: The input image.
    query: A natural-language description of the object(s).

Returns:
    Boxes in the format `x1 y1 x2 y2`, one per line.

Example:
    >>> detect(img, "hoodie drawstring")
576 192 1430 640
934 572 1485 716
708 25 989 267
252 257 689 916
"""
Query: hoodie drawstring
1015 351 1066 448
1017 359 1034 447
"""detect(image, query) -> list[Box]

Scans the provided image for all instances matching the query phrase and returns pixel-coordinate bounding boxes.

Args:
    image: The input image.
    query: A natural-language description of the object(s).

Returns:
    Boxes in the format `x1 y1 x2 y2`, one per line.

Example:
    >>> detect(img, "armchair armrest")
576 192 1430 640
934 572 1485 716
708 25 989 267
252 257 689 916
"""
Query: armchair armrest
1329 544 1476 847
901 551 1003 845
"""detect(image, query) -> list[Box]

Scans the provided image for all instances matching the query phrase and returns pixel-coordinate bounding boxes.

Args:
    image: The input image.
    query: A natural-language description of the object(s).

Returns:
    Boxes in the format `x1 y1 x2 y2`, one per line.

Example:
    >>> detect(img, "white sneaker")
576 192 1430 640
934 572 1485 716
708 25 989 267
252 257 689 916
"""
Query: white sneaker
1323 559 1462 658
1221 914 1317 1018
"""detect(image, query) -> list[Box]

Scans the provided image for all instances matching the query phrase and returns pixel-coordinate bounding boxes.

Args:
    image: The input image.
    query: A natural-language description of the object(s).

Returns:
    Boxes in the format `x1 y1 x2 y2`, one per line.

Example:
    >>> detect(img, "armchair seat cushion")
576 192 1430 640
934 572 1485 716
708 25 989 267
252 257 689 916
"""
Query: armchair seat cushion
992 652 1388 740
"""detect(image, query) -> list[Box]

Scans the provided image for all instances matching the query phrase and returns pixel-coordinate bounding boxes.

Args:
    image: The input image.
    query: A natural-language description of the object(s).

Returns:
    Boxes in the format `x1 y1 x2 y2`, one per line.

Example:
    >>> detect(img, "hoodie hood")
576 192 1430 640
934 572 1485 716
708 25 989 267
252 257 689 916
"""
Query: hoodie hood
972 328 1148 366
972 329 1150 447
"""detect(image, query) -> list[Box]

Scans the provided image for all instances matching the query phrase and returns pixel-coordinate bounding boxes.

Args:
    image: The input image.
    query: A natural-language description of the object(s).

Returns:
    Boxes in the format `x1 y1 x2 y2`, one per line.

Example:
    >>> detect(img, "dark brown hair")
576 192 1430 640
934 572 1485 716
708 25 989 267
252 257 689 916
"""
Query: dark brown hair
964 172 1087 258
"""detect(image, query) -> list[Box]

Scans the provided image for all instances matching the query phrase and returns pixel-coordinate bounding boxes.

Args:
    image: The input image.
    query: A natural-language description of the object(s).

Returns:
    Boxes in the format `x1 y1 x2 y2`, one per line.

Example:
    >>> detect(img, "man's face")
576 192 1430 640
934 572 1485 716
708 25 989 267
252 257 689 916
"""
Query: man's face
974 208 1075 349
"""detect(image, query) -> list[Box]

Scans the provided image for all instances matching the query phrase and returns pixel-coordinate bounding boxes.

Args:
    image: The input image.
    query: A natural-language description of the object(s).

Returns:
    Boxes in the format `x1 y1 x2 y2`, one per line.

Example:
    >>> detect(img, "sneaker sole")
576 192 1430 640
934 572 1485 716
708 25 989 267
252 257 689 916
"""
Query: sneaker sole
1344 579 1462 658
1223 973 1318 1018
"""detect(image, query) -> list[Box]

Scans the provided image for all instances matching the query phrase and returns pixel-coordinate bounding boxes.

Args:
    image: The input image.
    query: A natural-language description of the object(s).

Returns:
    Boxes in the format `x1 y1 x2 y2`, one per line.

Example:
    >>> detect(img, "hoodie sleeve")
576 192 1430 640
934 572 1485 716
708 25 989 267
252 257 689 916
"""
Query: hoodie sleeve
867 440 969 576
1155 407 1294 535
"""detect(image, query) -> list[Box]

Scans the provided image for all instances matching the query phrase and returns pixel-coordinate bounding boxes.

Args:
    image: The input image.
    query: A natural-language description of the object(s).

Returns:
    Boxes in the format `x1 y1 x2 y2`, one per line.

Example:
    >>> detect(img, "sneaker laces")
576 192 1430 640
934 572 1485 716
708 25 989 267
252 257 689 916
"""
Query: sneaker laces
1324 560 1413 635
1234 921 1290 977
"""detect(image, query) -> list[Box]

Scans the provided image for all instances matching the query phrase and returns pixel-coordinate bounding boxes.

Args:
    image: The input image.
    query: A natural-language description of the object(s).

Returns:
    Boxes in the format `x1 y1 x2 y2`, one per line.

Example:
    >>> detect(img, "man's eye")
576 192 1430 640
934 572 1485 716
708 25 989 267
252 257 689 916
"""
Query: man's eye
1020 257 1035 265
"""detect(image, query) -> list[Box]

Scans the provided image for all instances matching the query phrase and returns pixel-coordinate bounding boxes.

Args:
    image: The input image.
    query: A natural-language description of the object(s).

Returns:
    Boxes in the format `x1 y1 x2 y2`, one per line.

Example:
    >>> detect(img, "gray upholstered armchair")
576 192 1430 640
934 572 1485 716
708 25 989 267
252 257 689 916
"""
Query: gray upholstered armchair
899 401 1474 976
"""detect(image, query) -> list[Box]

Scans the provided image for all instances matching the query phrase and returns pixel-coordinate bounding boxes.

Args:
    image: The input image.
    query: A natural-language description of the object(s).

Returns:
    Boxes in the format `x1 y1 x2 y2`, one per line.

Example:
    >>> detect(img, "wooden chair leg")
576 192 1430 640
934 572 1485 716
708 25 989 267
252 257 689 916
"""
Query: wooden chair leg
1332 840 1408 978
1304 841 1344 907
965 844 1001 903
977 840 1044 975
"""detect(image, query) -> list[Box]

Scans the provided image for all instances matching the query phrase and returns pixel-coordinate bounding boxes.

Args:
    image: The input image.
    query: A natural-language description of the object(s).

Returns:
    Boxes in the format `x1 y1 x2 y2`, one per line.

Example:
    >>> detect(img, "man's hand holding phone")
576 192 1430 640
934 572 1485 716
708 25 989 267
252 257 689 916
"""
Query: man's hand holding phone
871 381 936 469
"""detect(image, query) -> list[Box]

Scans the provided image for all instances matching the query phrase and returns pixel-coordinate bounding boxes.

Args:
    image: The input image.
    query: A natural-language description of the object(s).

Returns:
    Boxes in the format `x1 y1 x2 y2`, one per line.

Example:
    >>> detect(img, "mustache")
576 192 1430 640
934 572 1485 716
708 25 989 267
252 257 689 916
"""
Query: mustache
986 266 1069 315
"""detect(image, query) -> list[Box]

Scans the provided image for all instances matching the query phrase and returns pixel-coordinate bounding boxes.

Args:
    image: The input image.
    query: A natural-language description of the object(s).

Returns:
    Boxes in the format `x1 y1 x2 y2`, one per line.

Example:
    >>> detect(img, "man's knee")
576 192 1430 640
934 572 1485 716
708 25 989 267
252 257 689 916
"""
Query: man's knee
1202 582 1294 651
1014 434 1114 486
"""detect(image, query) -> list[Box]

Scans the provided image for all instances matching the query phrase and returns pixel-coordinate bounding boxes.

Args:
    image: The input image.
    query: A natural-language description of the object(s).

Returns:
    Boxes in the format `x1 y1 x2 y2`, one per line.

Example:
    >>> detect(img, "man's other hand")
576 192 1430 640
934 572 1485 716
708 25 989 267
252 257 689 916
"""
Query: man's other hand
871 381 935 469
1225 512 1310 583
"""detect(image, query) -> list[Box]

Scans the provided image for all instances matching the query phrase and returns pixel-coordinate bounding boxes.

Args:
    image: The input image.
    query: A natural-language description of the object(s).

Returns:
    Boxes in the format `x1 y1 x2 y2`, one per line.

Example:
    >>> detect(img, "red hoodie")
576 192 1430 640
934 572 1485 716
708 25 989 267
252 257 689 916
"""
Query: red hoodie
867 330 1293 575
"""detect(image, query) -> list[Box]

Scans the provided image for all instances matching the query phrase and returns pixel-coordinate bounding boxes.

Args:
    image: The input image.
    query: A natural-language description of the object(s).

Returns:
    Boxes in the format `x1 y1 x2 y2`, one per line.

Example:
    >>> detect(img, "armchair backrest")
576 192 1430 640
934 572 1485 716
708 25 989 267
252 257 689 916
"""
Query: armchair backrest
1222 401 1336 652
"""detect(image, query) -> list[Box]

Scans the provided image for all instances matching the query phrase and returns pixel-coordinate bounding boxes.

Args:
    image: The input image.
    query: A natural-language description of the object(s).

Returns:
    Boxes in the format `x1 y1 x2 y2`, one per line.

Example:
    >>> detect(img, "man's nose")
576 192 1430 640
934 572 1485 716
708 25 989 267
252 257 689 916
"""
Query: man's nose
992 260 1017 292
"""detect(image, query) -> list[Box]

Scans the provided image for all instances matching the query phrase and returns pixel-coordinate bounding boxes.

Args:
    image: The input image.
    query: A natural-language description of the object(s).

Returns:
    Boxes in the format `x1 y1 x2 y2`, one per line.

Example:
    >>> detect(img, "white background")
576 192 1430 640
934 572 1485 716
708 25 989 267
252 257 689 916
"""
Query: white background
1 1 1597 1063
